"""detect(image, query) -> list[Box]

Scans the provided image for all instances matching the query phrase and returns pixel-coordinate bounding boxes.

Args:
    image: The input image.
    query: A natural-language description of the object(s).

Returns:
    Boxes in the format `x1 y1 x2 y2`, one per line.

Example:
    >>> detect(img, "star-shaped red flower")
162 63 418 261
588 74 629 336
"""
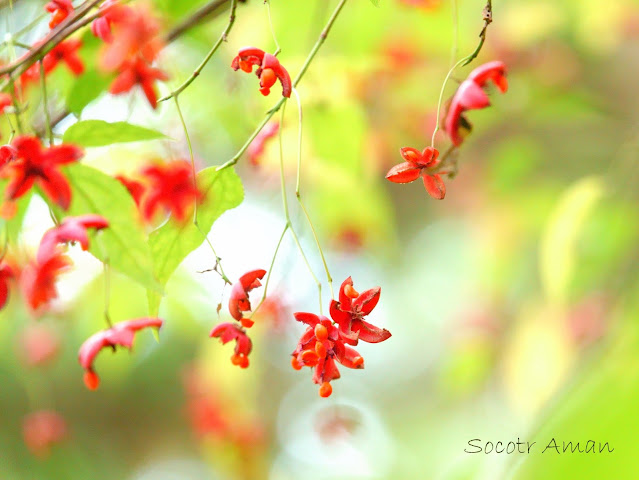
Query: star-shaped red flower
138 160 202 222
0 135 83 210
386 146 448 199
329 277 391 346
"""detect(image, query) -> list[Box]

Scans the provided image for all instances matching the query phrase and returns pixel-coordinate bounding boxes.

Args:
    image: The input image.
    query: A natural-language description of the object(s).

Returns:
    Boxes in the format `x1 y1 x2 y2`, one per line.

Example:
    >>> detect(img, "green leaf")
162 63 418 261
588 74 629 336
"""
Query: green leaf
67 70 113 115
147 167 244 315
0 179 33 245
57 164 162 292
62 120 167 147
370 0 380 5
65 30 114 115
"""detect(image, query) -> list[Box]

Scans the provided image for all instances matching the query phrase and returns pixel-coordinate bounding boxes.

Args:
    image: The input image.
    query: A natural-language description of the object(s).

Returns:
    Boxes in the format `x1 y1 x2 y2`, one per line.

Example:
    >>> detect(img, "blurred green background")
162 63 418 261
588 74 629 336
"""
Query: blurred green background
2 0 639 478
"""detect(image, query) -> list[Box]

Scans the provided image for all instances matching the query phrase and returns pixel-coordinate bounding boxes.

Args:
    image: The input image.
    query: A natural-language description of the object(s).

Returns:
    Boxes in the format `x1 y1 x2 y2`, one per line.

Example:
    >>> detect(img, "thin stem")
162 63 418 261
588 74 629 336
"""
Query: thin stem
292 88 333 299
250 222 289 317
0 0 104 90
278 103 323 313
165 0 231 43
216 0 350 172
159 0 238 103
174 95 231 285
430 56 469 148
449 0 459 68
430 0 493 148
462 0 492 67
103 262 113 328
39 59 53 145
265 0 281 56
8 80 23 134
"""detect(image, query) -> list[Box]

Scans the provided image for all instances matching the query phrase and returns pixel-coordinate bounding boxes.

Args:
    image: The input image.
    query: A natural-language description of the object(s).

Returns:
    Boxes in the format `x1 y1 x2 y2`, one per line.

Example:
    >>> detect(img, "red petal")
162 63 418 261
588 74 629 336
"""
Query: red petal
399 147 422 163
5 168 36 201
444 102 466 147
423 173 446 200
238 269 267 291
293 312 321 327
352 319 391 343
338 277 353 310
456 80 490 110
38 168 72 209
385 162 421 183
352 287 380 316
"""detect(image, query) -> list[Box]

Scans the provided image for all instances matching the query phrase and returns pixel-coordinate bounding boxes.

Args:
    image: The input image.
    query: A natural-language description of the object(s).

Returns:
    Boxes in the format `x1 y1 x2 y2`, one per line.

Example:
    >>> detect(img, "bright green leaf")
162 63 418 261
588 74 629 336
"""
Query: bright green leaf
67 70 113 115
370 0 380 6
57 164 162 292
62 120 167 147
147 167 244 315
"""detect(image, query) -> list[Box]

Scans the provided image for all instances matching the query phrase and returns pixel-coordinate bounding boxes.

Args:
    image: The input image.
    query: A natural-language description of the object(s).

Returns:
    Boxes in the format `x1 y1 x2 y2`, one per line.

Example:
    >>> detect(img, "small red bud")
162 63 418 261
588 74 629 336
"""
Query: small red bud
83 370 99 390
319 382 332 398
291 356 302 370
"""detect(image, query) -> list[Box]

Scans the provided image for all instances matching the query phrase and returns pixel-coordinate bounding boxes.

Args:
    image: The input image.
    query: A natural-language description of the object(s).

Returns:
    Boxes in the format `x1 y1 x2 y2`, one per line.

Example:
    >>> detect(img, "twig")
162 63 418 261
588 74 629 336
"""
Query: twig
0 0 104 89
216 0 350 172
159 0 238 103
462 0 492 66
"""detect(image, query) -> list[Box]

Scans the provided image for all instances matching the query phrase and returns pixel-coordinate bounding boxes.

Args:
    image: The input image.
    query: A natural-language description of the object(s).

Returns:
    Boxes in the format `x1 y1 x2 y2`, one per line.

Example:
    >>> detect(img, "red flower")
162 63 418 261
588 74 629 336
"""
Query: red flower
78 317 163 390
45 0 74 29
115 174 145 206
210 322 252 368
0 93 12 114
44 38 85 76
231 47 292 98
91 0 131 43
0 262 14 310
22 410 67 457
247 121 279 166
20 39 84 88
0 136 83 209
37 214 109 264
138 161 202 222
444 60 508 146
329 277 391 346
109 57 168 109
228 269 266 328
386 146 447 199
291 312 365 397
20 251 72 311
99 3 163 71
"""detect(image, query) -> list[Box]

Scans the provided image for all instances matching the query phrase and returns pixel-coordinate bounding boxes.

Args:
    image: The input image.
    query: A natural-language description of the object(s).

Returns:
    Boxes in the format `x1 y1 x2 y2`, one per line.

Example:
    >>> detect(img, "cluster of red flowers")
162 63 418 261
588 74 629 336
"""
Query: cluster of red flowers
116 160 203 224
0 212 108 314
210 269 266 368
91 1 168 108
291 277 391 397
23 215 109 311
386 61 508 198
